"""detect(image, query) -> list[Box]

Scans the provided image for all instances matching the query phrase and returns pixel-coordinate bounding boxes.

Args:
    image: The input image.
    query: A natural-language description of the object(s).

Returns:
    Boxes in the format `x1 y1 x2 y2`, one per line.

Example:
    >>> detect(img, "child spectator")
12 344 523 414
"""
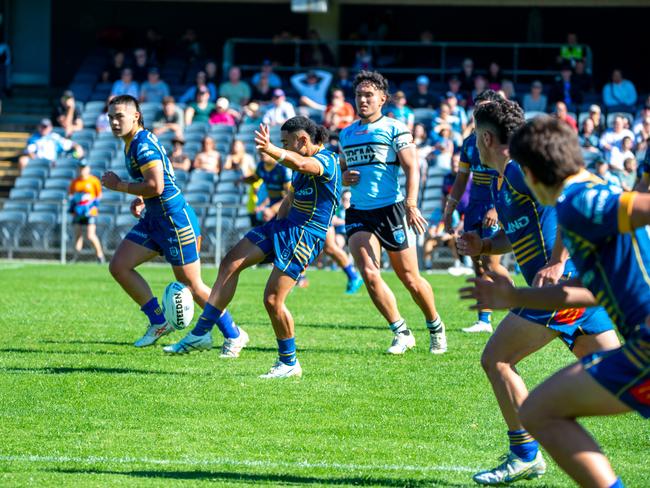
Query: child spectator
68 160 105 263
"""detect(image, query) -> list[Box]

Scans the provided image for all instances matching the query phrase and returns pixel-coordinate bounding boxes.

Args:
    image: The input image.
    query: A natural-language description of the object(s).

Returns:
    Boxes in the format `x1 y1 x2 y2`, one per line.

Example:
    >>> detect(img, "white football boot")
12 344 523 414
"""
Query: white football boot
134 322 175 347
162 330 213 354
473 451 546 486
462 320 493 333
429 323 448 354
259 359 303 379
386 331 416 354
219 328 250 358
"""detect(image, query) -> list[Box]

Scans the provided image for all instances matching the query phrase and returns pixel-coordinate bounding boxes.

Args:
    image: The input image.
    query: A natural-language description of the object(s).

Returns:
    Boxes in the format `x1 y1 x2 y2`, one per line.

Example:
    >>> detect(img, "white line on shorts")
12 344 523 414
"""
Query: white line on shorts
0 453 476 474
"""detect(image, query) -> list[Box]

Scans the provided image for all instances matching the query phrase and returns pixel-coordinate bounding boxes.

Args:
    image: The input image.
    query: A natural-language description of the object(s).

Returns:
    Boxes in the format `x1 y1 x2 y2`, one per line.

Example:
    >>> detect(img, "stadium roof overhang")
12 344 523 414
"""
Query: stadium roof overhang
112 0 650 5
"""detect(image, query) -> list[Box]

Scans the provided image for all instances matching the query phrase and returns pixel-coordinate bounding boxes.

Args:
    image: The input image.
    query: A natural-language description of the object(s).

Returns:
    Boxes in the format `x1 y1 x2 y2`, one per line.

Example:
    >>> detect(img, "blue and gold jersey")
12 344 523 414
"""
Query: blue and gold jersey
557 171 650 339
460 133 498 204
493 161 575 285
125 129 184 217
286 148 341 239
256 161 291 204
339 116 413 210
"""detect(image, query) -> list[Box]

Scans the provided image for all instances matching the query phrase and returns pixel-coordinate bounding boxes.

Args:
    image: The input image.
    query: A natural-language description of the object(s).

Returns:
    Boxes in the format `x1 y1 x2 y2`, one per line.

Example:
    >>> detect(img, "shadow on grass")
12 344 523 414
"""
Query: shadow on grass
41 340 133 346
49 467 468 487
298 322 388 332
0 366 188 376
0 348 124 356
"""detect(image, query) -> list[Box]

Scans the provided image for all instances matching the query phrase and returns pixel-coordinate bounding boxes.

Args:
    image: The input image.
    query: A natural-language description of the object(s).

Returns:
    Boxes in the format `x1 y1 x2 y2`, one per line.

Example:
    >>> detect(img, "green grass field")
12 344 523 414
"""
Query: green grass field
0 262 647 487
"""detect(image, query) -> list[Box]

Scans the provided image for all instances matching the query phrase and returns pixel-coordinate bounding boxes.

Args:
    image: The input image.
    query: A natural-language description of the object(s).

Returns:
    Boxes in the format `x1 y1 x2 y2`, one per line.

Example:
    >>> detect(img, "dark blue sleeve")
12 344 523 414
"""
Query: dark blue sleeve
135 137 164 169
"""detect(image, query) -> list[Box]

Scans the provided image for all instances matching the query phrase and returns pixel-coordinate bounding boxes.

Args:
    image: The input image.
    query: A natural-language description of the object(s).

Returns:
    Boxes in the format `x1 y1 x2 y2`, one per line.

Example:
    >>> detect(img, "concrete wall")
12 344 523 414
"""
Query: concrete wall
8 0 51 85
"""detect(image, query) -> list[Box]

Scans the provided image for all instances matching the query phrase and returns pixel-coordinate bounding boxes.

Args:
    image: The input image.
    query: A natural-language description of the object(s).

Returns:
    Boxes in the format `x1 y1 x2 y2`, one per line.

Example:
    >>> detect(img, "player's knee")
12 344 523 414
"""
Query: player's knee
108 257 125 279
519 396 546 435
263 292 282 313
400 272 421 294
360 267 381 287
480 347 511 376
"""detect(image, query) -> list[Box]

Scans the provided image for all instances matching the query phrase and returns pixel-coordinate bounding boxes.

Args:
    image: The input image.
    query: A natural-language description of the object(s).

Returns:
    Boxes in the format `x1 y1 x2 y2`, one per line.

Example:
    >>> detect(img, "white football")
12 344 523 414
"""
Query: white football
162 282 194 330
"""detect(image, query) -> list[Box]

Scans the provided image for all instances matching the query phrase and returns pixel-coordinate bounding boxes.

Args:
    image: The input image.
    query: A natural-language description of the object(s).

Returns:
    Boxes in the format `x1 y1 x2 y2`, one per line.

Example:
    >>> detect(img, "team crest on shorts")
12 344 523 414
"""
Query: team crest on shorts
393 228 406 244
170 247 179 257
281 248 292 261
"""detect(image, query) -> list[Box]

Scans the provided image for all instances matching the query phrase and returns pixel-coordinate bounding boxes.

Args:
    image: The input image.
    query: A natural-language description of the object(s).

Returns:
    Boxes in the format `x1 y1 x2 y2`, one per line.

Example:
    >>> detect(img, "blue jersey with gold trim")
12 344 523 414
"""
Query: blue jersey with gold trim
256 161 291 204
557 172 650 339
339 116 412 210
493 161 576 285
460 133 498 204
286 148 341 239
125 129 185 217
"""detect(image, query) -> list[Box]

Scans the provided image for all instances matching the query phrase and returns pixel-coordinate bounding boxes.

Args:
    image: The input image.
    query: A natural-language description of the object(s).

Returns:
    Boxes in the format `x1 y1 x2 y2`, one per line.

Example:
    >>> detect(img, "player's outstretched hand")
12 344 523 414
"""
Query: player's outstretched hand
342 169 360 186
406 206 428 235
101 171 121 191
254 124 272 152
456 231 482 256
130 197 145 218
459 271 516 310
532 261 565 288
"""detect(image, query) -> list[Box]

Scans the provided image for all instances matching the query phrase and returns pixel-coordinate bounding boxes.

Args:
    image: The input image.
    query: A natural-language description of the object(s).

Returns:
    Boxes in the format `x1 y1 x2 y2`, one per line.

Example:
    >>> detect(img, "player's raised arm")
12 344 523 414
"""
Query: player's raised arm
254 123 324 176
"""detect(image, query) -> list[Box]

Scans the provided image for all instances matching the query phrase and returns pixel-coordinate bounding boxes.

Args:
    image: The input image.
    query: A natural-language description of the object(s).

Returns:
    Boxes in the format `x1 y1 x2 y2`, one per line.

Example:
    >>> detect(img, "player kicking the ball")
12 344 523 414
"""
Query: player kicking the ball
463 116 650 488
165 116 341 379
101 95 242 351
457 100 619 485
339 70 446 355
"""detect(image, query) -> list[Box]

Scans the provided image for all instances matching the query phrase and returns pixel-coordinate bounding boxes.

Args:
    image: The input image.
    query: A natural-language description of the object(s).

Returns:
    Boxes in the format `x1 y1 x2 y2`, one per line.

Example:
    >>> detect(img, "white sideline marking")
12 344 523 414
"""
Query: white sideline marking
0 454 476 474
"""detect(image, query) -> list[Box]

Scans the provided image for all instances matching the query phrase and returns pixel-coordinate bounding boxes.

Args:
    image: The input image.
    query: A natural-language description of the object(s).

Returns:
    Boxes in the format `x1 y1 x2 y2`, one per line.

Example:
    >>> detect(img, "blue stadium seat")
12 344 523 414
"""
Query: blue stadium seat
82 113 98 128
50 168 76 180
95 214 115 242
39 189 67 201
55 158 79 170
185 180 214 194
173 170 189 187
33 202 60 213
212 193 241 205
209 125 235 136
25 158 51 170
184 132 206 144
2 201 30 212
21 167 48 179
219 170 241 183
9 188 38 200
186 123 209 135
189 170 218 184
25 211 58 248
44 179 71 191
0 210 26 247
84 101 105 115
118 203 134 215
115 213 138 239
14 177 43 191
215 181 241 195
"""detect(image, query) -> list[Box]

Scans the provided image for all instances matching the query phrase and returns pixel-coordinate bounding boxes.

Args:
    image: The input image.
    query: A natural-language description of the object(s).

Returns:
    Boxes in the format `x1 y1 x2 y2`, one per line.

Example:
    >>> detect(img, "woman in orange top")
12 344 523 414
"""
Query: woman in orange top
323 88 355 132
68 160 105 263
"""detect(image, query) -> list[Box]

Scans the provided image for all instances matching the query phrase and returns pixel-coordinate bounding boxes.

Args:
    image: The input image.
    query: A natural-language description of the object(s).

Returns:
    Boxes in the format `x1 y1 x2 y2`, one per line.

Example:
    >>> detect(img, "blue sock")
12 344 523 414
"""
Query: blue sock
141 297 165 326
277 337 297 365
191 304 240 338
609 478 625 488
508 429 539 462
478 310 491 323
343 264 358 281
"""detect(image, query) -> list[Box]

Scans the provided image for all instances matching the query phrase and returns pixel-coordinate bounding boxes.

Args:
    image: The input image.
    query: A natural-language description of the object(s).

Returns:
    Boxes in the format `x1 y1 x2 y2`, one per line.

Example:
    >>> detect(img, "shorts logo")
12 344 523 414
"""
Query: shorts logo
393 228 406 244
281 248 292 261
169 247 179 257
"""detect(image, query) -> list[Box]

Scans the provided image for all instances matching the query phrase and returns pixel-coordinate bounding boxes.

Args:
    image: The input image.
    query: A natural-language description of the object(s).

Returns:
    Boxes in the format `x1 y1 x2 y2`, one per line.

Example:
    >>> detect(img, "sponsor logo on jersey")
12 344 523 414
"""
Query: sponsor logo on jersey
504 216 530 234
295 187 314 197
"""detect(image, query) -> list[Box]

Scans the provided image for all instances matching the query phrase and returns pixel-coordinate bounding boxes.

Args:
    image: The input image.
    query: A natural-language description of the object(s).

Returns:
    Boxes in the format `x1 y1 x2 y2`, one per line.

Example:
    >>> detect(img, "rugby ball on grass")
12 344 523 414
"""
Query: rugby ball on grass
162 282 194 330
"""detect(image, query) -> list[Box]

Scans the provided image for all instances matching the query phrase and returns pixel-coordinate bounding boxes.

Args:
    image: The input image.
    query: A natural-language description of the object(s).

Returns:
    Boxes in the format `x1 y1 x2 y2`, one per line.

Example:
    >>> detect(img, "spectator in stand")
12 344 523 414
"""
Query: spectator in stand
252 59 282 89
179 28 203 62
499 79 516 102
291 69 333 112
209 97 238 127
192 135 220 174
184 87 213 126
333 66 354 101
102 51 127 82
53 90 83 137
323 88 355 132
579 117 601 155
444 92 467 137
593 159 621 187
470 75 487 105
620 157 638 191
602 69 637 110
486 61 503 91
131 48 149 83
587 104 605 136
522 80 547 113
553 101 577 132
139 67 170 103
153 96 184 138
222 139 256 176
558 33 583 66
179 71 217 104
413 122 433 163
386 91 415 132
572 58 592 93
204 60 219 86
242 101 264 124
633 105 650 132
599 115 635 160
18 118 84 171
68 160 105 263
634 116 650 156
219 66 251 107
262 89 296 126
409 75 437 109
110 68 139 98
447 76 464 105
95 96 114 133
548 63 583 108
458 58 476 95
433 102 461 142
430 125 455 169
169 136 191 172
609 135 635 170
251 72 274 105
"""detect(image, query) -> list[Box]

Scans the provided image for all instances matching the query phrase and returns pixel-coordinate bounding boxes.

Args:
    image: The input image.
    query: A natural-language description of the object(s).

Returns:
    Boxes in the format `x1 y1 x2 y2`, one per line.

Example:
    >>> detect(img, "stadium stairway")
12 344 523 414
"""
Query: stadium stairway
0 86 57 197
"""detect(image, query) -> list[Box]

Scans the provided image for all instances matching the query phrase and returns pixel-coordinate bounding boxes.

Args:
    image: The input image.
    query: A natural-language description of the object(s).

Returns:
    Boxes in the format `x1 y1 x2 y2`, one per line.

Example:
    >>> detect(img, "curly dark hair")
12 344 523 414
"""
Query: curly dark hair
509 116 583 187
281 116 329 145
352 70 389 94
473 99 525 144
474 89 502 105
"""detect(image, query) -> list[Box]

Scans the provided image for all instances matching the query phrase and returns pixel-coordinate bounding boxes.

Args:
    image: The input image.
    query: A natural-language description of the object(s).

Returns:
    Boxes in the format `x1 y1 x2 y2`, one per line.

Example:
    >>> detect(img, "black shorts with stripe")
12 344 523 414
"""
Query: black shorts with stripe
344 201 414 252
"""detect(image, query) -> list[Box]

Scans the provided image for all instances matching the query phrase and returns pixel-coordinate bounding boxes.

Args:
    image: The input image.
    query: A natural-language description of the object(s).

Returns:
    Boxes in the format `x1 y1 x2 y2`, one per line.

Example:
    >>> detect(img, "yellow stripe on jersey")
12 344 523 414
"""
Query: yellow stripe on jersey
618 192 637 234
511 233 535 249
140 160 160 172
517 250 542 267
514 245 540 262
459 161 471 173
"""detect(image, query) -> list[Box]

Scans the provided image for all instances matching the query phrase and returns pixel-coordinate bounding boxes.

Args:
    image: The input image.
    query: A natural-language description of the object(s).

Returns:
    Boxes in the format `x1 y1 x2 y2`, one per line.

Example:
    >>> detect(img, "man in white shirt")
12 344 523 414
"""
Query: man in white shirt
18 118 84 171
262 89 296 126
599 115 634 162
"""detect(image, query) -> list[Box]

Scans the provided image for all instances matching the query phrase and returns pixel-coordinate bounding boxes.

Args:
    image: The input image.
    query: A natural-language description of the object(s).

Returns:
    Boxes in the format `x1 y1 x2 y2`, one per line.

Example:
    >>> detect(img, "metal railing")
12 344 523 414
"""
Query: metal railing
223 38 593 83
